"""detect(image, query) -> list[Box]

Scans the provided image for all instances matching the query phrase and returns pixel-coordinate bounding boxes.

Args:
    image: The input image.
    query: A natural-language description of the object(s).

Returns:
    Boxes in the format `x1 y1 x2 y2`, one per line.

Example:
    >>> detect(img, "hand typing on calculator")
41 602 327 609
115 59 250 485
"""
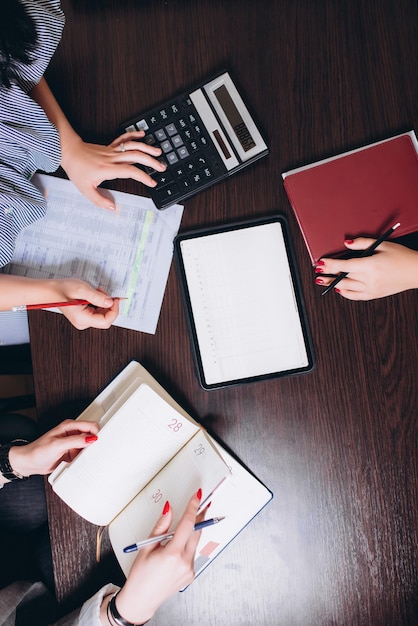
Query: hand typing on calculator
120 72 269 209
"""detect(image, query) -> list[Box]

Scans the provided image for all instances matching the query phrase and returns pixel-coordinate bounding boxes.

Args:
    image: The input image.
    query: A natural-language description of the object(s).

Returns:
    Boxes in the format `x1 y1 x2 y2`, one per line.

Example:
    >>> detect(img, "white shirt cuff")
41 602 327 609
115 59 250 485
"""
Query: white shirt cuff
77 583 120 625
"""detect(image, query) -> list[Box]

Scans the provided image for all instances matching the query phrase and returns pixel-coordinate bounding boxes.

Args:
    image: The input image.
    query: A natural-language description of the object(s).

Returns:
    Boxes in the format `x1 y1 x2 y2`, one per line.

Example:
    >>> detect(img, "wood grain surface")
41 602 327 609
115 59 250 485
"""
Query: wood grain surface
29 0 417 623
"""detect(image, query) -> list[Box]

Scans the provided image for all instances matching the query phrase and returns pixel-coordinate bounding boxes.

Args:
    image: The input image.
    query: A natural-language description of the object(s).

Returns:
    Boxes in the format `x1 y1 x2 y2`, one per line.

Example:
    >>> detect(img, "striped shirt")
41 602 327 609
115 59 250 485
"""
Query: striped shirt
0 0 65 267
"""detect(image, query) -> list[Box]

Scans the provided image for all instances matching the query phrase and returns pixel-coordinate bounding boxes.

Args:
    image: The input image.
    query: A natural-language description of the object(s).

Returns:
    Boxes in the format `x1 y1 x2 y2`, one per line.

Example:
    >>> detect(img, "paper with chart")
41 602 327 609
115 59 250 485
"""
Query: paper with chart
179 221 311 386
2 174 183 333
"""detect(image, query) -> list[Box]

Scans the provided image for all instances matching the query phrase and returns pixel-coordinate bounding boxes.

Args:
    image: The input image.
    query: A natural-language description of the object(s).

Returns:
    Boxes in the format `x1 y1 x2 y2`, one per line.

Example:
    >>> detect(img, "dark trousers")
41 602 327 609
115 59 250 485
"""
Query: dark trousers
0 415 54 591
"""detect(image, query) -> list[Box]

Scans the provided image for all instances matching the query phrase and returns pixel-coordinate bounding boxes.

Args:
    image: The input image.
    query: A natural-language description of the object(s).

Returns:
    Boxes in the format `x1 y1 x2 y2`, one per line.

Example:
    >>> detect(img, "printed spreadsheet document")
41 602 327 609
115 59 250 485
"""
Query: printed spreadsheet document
3 174 183 333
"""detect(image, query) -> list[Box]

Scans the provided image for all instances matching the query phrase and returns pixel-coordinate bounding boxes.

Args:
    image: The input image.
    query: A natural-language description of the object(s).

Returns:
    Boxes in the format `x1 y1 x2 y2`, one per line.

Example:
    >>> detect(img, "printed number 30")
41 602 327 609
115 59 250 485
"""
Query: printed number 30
152 489 163 504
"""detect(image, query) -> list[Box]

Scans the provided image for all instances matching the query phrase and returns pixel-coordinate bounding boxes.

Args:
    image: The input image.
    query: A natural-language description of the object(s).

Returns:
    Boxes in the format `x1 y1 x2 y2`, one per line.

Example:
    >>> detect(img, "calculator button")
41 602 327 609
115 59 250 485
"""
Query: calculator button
189 140 199 153
177 146 190 159
181 98 193 109
147 114 159 127
183 129 193 140
125 124 136 133
135 118 149 131
144 134 156 146
160 140 173 153
196 155 207 166
179 178 192 190
178 118 187 129
154 182 180 203
166 152 179 165
200 136 208 147
202 167 213 179
193 125 202 135
171 134 184 148
170 103 180 115
159 108 169 121
191 172 203 185
174 166 186 178
185 161 196 172
155 129 167 142
153 171 174 186
165 123 177 136
188 113 197 124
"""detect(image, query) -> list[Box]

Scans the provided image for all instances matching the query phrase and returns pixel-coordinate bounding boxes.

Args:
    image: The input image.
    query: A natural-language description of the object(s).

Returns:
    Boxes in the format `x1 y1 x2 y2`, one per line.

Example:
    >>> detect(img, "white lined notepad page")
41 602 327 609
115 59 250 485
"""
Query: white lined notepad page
180 222 309 385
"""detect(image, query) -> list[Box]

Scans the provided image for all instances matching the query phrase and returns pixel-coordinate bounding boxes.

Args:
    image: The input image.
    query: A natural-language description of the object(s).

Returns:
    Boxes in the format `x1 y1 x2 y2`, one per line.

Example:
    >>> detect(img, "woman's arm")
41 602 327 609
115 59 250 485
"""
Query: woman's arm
1 419 99 487
29 78 166 210
315 238 418 300
99 492 204 625
0 274 120 329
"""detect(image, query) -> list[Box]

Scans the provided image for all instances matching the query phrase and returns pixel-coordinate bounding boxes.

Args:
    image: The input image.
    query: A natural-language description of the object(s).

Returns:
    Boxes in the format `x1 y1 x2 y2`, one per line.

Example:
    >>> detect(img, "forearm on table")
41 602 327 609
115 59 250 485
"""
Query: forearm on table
0 275 69 310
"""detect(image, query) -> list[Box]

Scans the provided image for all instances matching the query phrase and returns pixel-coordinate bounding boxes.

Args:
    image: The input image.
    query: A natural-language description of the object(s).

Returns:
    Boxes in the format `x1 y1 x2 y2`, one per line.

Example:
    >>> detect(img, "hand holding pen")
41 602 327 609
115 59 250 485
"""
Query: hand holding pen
313 222 418 301
123 516 226 553
114 491 208 624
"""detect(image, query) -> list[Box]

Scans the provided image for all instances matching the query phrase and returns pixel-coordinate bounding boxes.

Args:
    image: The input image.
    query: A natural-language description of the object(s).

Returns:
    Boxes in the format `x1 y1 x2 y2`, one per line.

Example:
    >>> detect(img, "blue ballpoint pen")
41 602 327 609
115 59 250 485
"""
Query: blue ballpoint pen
123 516 226 553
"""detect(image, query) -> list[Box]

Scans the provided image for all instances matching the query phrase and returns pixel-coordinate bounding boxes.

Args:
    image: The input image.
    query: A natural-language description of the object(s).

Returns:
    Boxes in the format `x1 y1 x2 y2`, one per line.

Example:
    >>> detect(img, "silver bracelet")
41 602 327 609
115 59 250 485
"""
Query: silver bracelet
107 591 147 626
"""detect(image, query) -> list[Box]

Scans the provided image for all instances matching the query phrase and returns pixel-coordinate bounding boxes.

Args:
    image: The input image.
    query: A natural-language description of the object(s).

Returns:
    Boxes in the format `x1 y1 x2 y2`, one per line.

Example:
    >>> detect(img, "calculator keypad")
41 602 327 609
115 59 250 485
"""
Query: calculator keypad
124 97 226 208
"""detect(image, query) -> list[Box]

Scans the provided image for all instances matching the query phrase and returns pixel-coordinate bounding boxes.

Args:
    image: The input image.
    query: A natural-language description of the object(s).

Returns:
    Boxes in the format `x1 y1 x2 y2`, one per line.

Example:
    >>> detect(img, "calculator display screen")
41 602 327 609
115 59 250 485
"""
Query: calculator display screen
214 85 256 152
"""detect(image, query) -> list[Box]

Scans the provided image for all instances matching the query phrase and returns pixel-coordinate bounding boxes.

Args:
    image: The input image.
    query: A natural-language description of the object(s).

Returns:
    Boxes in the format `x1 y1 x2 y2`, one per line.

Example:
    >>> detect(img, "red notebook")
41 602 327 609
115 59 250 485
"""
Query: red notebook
282 131 418 264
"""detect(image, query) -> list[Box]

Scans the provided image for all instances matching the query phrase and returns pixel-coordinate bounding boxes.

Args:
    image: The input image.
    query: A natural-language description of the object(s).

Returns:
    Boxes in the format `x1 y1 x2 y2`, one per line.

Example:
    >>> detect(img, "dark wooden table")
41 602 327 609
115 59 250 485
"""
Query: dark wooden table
29 0 418 623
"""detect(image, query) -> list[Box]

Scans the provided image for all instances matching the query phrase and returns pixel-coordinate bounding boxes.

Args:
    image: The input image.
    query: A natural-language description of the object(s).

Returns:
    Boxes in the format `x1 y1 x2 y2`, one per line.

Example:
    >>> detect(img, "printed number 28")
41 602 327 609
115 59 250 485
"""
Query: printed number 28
168 418 183 432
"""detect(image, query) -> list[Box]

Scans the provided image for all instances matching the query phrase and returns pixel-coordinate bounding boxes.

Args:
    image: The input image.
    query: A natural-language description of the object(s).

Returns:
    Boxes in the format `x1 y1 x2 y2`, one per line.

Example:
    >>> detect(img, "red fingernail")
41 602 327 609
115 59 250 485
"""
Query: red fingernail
315 277 324 285
315 267 324 274
196 488 202 501
163 501 170 515
316 260 325 266
335 288 341 294
85 435 98 443
206 501 211 510
344 239 354 244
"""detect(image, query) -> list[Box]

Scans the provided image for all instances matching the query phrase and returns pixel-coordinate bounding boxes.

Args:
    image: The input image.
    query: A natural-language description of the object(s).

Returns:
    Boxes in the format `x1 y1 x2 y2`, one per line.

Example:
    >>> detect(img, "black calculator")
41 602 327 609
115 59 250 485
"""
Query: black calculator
120 71 269 209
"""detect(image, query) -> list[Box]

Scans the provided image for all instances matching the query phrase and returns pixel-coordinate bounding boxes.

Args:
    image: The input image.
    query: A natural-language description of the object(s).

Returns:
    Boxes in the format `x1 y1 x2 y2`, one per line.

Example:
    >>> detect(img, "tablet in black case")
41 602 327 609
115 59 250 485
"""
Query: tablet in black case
174 216 314 390
121 72 268 209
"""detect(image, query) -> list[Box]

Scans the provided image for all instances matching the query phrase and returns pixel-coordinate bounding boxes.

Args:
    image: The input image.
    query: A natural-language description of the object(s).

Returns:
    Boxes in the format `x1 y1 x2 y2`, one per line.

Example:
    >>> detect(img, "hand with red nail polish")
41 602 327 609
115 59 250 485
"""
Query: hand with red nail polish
114 491 205 624
3 419 100 483
314 238 418 300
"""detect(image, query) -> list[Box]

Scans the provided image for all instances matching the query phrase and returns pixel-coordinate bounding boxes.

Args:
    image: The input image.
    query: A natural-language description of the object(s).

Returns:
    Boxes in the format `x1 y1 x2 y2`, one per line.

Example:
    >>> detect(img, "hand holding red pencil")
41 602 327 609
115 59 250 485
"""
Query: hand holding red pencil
44 279 121 330
2 275 121 330
8 278 120 330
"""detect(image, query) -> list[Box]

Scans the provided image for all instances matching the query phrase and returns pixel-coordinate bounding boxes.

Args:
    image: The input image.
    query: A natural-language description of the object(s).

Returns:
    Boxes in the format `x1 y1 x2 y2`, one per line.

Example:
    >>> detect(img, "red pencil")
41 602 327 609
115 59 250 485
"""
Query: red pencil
12 299 90 311
12 297 127 312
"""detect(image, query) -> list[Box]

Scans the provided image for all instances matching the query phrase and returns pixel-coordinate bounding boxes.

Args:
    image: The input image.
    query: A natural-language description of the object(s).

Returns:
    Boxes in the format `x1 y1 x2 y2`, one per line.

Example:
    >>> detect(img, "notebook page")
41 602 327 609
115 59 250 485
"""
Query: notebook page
180 222 309 385
49 384 200 526
109 429 230 576
191 437 272 582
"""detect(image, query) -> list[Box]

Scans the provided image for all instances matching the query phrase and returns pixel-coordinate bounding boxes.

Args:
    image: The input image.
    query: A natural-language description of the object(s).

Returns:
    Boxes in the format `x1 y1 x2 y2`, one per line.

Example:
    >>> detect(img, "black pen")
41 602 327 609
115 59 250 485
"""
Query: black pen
321 222 401 296
123 516 226 553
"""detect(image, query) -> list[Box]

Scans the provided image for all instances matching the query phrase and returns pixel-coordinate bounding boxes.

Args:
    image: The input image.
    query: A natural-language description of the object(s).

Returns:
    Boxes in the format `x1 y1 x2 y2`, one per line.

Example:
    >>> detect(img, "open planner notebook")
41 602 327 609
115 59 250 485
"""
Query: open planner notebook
174 216 314 389
48 361 272 581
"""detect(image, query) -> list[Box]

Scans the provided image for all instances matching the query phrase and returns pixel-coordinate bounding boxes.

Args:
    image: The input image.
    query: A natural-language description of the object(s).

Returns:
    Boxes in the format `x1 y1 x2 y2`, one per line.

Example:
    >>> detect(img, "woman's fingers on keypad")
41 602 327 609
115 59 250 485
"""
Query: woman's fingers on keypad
114 150 166 171
116 140 163 157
